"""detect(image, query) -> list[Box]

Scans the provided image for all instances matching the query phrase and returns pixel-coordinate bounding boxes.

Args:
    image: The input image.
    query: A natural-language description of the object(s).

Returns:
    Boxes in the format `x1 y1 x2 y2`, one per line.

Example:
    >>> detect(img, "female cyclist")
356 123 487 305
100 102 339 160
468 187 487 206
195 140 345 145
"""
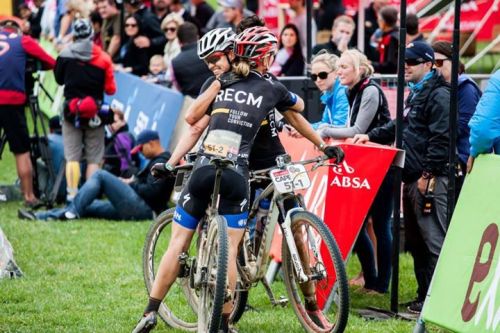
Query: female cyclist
133 27 343 333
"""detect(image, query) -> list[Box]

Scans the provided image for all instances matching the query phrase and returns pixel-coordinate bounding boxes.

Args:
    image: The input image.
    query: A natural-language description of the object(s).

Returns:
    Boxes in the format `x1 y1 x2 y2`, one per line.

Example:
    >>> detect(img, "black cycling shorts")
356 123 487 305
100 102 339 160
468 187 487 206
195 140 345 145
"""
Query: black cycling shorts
0 104 31 154
174 155 250 230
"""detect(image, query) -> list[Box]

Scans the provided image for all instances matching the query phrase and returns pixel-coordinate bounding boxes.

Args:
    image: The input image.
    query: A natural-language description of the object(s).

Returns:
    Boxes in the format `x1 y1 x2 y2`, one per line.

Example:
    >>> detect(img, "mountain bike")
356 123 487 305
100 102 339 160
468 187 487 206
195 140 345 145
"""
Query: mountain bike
143 153 349 332
235 153 349 332
143 157 237 333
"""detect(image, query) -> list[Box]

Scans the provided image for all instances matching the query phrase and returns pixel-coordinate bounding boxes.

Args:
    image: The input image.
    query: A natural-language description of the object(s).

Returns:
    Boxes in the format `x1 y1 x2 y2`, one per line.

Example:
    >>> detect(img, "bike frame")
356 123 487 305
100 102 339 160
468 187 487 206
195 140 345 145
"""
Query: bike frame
238 156 328 289
192 158 231 289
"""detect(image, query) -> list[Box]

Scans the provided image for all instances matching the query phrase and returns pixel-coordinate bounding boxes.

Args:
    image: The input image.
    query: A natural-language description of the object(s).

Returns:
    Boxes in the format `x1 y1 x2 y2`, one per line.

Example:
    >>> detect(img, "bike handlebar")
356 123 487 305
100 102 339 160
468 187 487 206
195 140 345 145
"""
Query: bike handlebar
249 154 331 179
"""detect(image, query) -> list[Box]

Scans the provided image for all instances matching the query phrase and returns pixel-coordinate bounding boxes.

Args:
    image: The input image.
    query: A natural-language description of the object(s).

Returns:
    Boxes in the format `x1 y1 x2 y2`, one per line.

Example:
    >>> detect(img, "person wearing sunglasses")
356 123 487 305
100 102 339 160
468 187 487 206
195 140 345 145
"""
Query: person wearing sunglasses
318 49 394 296
307 50 349 133
115 14 150 76
160 13 184 68
432 41 482 199
353 40 451 314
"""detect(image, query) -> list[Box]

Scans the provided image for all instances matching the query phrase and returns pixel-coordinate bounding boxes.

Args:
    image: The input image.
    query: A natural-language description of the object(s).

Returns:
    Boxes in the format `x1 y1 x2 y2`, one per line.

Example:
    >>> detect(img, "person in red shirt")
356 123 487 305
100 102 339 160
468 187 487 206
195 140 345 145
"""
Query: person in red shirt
54 18 116 202
0 16 55 207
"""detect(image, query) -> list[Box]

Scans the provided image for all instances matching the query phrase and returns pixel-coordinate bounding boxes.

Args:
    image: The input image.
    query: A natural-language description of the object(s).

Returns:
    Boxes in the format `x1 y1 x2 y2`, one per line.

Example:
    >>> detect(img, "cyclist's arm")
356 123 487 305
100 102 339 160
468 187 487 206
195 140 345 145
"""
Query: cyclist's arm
185 79 221 125
283 111 325 149
167 115 210 166
276 93 304 113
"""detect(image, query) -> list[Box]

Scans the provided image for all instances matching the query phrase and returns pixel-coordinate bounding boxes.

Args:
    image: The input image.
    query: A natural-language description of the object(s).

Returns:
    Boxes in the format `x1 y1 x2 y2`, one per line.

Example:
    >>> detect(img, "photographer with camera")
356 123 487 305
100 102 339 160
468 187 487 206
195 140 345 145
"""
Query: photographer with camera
0 16 55 207
54 18 116 202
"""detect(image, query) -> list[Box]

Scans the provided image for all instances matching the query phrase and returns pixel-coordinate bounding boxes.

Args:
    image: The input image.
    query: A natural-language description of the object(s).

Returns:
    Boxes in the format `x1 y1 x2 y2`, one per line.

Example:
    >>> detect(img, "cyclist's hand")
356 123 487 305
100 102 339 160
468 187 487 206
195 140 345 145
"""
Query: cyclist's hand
151 162 173 179
324 145 345 163
217 72 242 89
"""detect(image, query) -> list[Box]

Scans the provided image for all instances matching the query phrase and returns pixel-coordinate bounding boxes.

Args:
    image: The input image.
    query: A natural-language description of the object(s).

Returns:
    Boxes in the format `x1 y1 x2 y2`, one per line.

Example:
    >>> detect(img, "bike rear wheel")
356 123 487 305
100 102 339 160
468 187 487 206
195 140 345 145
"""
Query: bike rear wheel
282 211 349 333
143 208 198 331
198 215 229 333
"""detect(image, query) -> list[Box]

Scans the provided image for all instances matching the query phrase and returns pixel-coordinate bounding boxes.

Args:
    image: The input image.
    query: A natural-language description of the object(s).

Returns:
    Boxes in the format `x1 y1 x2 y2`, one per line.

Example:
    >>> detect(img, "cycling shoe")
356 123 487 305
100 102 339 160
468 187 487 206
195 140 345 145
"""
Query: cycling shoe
132 311 157 333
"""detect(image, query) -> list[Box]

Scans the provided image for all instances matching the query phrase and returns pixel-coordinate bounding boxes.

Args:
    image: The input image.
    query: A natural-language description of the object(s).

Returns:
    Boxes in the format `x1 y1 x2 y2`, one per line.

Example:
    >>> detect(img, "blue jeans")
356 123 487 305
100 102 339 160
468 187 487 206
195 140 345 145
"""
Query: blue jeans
354 171 394 293
36 170 153 221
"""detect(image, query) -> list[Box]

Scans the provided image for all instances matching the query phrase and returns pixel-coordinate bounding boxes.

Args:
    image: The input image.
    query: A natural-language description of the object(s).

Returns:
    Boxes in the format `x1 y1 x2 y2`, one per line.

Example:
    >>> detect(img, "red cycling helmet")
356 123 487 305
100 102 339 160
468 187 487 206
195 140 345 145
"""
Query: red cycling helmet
234 26 278 65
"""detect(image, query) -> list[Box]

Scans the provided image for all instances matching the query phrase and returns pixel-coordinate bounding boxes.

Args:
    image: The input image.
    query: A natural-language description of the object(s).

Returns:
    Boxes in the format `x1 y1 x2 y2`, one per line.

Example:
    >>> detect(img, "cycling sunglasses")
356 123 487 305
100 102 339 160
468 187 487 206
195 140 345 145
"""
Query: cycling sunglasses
435 58 451 68
311 71 332 81
204 52 225 65
404 58 427 66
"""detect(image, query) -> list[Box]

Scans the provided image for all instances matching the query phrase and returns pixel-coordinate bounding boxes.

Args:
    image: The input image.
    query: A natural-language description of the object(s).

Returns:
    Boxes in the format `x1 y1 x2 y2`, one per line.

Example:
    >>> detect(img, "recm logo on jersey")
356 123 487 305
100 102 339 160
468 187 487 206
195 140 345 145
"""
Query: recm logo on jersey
215 88 263 108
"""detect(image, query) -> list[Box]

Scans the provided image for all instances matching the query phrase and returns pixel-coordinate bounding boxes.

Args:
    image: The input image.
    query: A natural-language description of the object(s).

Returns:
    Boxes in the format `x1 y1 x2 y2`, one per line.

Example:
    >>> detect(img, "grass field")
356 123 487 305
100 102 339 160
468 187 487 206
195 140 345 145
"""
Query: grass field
0 150 448 332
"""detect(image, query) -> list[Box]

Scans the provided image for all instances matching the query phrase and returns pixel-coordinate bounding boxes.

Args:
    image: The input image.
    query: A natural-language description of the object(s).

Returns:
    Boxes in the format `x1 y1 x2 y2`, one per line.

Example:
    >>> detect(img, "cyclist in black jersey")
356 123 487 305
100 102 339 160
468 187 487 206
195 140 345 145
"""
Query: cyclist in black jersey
133 27 344 333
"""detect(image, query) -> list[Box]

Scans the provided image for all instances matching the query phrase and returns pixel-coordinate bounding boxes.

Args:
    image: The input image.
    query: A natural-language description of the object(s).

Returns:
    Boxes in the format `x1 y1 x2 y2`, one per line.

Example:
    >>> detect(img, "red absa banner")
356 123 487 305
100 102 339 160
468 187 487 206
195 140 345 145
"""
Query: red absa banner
273 135 402 308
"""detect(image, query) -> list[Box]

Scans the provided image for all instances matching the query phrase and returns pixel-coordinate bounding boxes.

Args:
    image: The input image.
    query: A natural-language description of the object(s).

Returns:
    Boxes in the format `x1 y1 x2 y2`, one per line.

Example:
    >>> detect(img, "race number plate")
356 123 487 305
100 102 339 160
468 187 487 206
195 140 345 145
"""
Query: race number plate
270 164 311 194
203 130 241 161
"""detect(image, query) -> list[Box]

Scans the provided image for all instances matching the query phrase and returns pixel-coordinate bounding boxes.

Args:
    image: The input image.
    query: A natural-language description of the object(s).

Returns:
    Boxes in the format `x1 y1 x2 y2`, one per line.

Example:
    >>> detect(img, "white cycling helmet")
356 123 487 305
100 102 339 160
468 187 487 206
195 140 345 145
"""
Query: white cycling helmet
197 28 235 59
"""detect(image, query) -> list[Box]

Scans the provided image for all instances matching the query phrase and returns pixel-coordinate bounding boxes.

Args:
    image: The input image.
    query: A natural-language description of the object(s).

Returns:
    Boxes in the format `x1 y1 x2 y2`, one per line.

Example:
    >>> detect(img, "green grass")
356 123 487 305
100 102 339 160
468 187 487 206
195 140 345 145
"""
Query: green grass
0 151 447 332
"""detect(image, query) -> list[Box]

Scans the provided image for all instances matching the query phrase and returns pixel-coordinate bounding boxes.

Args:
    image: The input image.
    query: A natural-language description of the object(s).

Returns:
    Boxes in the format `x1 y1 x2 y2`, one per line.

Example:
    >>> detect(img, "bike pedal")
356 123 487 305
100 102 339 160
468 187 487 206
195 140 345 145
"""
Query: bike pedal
177 252 190 278
277 296 288 307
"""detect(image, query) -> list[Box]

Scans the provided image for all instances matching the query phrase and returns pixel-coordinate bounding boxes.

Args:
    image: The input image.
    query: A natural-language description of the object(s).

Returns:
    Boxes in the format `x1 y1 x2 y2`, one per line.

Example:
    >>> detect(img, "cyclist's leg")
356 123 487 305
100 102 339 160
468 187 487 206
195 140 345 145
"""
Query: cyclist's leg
279 200 318 307
149 217 197 300
134 208 199 333
292 216 333 330
137 164 210 318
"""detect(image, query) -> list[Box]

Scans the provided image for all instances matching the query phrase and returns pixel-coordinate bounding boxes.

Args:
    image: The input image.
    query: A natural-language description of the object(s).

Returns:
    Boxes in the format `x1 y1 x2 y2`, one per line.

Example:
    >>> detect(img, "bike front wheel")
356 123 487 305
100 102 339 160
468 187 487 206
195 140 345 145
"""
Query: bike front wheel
142 208 198 331
198 215 229 333
282 211 349 333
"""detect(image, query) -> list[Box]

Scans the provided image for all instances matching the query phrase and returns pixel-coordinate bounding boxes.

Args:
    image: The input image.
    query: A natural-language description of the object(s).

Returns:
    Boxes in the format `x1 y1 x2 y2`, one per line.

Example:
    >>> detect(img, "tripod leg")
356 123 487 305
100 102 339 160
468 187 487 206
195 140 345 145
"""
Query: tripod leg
48 160 66 205
0 131 6 160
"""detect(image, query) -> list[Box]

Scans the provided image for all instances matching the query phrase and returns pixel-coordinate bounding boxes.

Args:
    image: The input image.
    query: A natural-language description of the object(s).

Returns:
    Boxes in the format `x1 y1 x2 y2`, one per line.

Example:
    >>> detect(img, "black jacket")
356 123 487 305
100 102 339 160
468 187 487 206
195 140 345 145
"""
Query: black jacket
171 43 212 98
281 53 304 76
312 40 341 57
135 6 167 55
372 28 399 74
348 78 391 133
118 39 150 76
130 151 174 214
368 71 451 183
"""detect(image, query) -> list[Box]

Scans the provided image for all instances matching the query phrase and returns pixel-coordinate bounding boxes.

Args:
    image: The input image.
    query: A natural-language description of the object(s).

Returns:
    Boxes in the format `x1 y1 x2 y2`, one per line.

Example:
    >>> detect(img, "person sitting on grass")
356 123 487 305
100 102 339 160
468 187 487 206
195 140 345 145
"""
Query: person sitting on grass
18 130 174 221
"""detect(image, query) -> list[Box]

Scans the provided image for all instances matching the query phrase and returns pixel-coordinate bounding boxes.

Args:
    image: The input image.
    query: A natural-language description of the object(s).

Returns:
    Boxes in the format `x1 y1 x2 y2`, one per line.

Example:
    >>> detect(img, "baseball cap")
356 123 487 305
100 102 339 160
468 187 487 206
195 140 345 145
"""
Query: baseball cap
131 129 160 154
0 15 23 29
218 0 244 9
405 41 435 63
72 19 93 40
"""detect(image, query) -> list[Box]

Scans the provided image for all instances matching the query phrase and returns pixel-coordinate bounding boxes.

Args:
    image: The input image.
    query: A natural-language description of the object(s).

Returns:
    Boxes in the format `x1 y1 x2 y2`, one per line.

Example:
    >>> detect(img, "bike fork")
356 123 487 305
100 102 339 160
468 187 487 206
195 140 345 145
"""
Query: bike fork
280 207 309 283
